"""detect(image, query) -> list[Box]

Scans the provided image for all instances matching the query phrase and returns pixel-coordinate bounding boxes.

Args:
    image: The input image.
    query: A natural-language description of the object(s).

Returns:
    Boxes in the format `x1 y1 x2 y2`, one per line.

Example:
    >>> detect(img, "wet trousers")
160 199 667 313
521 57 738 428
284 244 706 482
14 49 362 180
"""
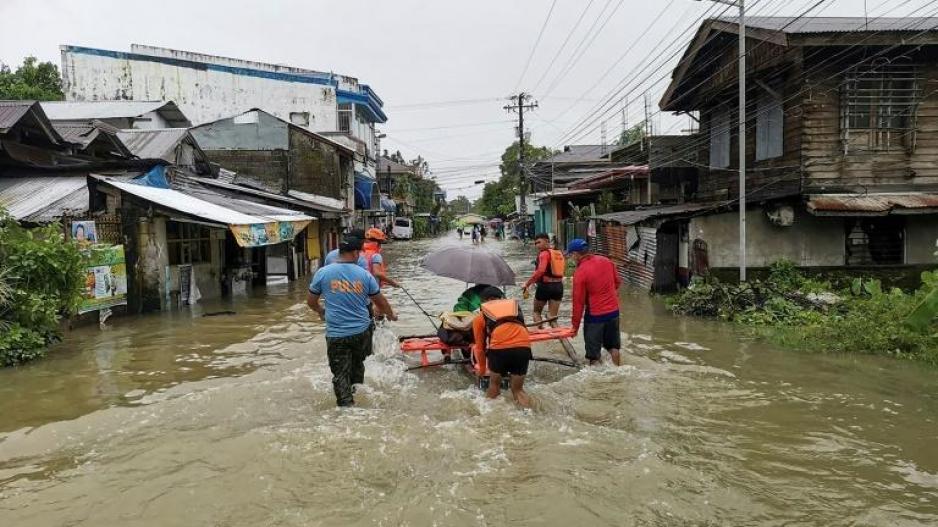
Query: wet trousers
325 326 373 406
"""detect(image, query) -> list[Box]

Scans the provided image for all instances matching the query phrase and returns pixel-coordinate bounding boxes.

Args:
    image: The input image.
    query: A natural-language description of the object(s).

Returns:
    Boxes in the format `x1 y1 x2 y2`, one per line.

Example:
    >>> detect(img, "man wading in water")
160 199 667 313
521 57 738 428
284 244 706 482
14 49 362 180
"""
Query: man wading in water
567 238 623 366
522 233 565 328
307 234 397 406
471 287 532 408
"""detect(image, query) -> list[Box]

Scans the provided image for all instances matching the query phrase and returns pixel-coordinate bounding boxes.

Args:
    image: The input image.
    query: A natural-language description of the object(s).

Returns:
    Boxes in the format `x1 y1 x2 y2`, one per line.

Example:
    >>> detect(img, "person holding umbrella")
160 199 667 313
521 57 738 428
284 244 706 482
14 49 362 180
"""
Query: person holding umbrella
567 238 623 366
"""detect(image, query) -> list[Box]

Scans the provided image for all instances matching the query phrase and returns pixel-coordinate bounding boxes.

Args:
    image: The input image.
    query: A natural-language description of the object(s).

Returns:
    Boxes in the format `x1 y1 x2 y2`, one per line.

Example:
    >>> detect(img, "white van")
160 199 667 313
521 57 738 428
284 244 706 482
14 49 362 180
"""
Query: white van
391 217 413 240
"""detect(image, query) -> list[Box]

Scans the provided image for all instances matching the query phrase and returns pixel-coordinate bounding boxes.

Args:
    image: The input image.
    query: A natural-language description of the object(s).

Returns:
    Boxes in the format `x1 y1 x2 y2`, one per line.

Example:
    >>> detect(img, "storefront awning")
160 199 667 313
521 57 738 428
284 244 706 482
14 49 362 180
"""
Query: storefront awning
354 173 379 210
93 175 314 248
380 194 397 212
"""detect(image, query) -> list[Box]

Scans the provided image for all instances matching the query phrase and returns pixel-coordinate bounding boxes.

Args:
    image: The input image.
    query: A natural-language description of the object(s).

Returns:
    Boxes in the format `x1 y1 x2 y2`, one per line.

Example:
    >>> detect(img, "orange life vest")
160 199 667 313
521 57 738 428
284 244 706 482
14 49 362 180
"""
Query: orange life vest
481 299 525 346
362 242 384 286
546 249 566 278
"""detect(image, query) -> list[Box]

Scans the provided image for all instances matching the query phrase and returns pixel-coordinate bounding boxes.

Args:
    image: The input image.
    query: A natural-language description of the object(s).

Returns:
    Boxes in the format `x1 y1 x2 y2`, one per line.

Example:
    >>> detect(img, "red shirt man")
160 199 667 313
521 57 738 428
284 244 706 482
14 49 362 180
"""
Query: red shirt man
567 238 622 366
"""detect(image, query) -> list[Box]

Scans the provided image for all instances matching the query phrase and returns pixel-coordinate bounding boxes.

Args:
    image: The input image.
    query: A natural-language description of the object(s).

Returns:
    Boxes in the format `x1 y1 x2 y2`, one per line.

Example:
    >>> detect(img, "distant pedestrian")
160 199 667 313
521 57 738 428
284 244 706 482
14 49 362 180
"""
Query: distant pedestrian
479 224 487 242
457 226 464 239
471 225 480 245
567 238 622 366
522 233 565 328
307 234 397 407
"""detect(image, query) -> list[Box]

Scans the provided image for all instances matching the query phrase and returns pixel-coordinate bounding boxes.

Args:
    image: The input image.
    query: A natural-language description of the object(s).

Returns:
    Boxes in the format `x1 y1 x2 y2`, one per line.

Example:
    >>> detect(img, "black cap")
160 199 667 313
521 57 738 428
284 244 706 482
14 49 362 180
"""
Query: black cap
339 233 364 252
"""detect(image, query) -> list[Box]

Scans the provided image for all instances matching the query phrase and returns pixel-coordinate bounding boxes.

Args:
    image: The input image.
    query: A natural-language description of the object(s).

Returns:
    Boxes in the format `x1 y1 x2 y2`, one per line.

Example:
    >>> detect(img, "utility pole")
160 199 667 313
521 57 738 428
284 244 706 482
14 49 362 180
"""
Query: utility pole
697 0 745 281
504 92 538 217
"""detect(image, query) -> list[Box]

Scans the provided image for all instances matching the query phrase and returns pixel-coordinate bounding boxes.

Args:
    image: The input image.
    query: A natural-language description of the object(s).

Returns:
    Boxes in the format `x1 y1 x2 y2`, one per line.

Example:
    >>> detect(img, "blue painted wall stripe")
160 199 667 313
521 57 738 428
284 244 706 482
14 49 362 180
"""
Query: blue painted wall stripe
63 45 387 123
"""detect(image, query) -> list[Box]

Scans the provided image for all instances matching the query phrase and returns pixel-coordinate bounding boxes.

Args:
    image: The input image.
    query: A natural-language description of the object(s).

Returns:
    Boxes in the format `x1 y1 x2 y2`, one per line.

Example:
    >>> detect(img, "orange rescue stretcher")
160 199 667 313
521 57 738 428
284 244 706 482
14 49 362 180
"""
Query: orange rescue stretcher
400 326 579 378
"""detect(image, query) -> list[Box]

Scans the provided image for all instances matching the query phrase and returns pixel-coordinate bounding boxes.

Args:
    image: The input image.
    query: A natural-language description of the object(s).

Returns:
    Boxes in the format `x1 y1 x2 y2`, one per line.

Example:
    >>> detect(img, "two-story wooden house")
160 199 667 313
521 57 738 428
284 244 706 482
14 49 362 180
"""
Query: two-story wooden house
655 16 938 282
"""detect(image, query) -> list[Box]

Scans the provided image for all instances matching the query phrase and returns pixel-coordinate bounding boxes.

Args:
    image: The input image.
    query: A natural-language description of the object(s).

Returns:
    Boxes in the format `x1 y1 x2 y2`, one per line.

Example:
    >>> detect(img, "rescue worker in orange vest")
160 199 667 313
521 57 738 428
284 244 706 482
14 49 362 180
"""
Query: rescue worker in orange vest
471 287 532 408
362 228 401 289
522 233 566 328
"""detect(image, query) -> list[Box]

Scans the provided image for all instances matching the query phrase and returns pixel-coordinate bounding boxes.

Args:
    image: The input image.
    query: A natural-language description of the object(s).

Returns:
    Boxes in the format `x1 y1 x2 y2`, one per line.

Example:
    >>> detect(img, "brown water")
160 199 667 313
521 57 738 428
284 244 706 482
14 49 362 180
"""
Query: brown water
1 236 937 526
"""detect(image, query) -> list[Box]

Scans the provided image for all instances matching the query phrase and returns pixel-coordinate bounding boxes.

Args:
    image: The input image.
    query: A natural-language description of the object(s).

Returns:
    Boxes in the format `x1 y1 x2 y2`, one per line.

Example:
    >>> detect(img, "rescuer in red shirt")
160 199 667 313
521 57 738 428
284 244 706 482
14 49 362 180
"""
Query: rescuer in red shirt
567 238 623 366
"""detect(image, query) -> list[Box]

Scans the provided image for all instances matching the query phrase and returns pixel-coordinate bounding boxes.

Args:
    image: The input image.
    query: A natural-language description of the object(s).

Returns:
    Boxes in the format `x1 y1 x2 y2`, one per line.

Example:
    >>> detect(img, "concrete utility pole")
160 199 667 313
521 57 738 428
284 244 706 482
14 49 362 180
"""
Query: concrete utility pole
504 93 538 217
697 0 746 281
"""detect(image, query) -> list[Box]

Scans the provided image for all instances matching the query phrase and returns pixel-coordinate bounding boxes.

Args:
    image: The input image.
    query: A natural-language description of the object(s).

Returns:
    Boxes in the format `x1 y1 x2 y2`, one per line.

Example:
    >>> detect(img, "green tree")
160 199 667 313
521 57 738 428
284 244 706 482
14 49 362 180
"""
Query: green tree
0 209 85 366
448 195 472 214
617 121 646 146
476 141 555 217
0 56 64 101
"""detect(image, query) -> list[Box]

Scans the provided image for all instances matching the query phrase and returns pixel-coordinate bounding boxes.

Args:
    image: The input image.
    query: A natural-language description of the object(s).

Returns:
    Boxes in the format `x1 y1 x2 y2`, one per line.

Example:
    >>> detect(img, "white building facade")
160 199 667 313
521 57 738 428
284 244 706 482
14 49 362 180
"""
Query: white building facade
59 44 386 182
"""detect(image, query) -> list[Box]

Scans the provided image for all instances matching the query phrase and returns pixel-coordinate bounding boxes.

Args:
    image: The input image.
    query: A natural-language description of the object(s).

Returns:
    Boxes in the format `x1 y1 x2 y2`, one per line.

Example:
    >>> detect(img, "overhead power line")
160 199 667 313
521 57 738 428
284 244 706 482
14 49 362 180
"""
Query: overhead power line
514 0 560 91
530 0 598 94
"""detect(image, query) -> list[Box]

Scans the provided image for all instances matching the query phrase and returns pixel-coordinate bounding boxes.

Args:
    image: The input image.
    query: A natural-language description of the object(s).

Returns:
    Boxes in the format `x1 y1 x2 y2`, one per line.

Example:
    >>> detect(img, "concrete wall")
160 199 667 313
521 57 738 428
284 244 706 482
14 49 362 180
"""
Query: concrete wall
288 127 343 199
202 149 290 193
689 206 844 268
62 49 338 131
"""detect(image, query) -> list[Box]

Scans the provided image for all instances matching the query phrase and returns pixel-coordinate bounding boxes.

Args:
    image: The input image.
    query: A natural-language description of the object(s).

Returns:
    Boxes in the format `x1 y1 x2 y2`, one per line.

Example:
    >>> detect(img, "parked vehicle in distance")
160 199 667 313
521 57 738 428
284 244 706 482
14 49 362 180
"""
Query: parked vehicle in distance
392 217 413 240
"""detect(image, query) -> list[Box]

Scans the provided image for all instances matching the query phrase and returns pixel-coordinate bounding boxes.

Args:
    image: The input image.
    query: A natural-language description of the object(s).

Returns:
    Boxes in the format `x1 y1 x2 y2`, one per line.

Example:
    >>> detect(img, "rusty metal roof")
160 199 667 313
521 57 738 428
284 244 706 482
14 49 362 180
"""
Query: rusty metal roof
594 201 729 225
0 101 33 132
0 101 64 144
568 166 649 190
807 193 938 216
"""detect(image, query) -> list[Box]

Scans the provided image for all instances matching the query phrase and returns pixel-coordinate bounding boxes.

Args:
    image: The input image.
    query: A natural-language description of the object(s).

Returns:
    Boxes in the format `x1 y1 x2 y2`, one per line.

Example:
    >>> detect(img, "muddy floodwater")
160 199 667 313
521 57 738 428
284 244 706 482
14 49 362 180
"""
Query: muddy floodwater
1 235 937 526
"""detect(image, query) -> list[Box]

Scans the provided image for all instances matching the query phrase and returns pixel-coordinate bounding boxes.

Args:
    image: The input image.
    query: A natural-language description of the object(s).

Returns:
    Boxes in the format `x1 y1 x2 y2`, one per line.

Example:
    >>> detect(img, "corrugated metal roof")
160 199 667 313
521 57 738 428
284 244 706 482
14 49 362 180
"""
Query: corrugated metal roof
288 189 347 213
725 17 938 34
568 166 649 190
173 178 314 218
40 101 191 127
547 145 612 163
0 176 88 221
94 175 313 226
594 202 727 225
806 193 938 216
186 176 345 214
0 101 33 132
117 128 189 160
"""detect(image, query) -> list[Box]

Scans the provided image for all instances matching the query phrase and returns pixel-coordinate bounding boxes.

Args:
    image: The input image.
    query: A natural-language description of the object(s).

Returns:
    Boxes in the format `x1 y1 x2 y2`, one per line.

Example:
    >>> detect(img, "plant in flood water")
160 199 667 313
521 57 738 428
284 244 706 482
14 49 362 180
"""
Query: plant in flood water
0 211 85 366
667 260 938 365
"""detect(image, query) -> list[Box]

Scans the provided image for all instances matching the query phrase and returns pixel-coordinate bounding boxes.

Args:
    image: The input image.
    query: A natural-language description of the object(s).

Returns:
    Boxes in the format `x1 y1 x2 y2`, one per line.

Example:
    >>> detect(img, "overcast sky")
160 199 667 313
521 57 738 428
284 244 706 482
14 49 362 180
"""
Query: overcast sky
0 0 908 199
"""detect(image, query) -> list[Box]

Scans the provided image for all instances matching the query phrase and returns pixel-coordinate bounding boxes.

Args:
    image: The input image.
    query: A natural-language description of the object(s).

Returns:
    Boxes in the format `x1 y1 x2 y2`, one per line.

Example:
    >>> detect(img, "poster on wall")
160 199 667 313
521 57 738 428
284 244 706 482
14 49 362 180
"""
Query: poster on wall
229 220 310 248
79 244 128 314
71 220 98 248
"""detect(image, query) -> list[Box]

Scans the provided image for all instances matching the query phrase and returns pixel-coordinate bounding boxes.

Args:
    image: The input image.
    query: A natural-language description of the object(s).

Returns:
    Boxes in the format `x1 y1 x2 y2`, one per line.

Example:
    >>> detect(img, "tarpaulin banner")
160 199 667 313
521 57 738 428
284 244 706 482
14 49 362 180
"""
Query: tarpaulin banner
229 220 311 248
79 244 128 314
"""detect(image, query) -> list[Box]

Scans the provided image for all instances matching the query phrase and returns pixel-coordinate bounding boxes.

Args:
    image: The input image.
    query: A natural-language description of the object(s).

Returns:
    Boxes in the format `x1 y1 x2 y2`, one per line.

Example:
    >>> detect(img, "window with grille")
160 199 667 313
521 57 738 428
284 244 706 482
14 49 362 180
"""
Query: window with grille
756 89 783 160
841 62 921 153
844 217 904 266
167 221 213 265
709 110 730 168
337 103 352 133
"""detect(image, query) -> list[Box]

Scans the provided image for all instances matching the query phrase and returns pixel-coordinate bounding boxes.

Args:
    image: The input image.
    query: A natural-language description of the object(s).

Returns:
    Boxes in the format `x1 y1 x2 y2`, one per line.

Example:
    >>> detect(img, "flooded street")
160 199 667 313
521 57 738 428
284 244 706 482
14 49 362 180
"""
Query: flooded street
1 235 937 526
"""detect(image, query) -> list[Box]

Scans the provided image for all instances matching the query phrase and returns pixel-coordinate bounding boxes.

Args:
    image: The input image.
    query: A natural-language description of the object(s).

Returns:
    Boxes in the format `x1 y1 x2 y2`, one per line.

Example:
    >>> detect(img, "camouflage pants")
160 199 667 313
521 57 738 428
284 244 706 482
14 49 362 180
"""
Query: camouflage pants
325 326 373 406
